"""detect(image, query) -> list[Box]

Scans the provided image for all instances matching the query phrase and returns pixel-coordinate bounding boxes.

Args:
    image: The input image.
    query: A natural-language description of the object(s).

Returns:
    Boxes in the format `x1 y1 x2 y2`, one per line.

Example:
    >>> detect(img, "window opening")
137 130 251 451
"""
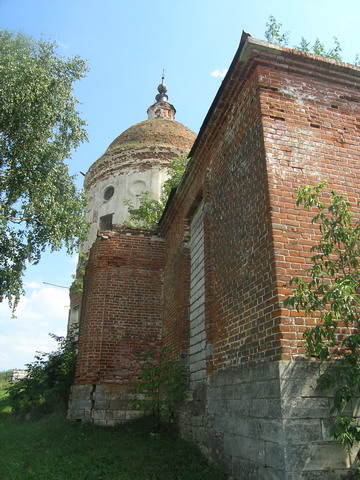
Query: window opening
100 213 113 231
103 186 115 201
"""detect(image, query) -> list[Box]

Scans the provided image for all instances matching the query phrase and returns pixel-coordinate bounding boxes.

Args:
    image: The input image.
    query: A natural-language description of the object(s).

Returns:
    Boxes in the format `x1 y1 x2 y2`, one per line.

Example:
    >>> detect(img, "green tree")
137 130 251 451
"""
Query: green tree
284 181 360 467
0 31 88 308
295 36 342 61
125 154 190 229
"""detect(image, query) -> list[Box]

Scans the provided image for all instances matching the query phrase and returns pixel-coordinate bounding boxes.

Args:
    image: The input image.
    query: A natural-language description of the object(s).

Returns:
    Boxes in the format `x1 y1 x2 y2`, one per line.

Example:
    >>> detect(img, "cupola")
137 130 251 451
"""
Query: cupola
82 76 196 252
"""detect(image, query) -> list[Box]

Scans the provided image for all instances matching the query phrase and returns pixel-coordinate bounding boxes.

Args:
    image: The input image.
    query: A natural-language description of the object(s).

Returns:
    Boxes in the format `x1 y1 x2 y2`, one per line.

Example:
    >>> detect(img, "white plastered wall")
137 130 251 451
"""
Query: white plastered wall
82 166 169 252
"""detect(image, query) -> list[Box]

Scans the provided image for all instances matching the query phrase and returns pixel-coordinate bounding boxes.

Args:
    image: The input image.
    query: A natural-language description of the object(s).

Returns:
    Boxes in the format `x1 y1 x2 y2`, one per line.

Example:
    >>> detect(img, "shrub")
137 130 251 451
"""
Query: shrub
131 348 187 430
7 333 77 416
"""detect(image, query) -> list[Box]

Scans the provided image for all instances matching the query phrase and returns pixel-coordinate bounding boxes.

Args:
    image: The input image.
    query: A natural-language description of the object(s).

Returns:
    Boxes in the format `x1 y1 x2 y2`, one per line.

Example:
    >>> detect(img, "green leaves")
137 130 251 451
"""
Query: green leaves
124 154 190 229
6 333 77 415
285 181 360 454
0 30 89 308
295 36 343 61
131 348 187 429
286 183 360 338
265 16 359 63
265 16 289 46
331 416 360 452
124 191 165 229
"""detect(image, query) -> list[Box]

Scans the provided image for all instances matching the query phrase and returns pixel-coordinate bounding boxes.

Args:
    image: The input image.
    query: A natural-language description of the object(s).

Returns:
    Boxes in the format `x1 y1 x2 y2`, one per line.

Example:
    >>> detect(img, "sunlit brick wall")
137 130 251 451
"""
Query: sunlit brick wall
161 49 360 373
258 57 360 358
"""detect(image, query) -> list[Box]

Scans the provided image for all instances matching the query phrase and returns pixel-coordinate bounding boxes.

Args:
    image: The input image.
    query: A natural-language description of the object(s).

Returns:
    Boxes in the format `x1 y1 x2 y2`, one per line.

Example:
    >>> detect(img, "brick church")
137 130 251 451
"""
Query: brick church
67 33 360 479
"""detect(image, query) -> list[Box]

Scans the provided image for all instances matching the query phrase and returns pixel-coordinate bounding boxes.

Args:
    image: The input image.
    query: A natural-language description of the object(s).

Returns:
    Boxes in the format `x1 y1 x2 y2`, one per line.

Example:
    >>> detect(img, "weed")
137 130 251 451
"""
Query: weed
0 413 226 479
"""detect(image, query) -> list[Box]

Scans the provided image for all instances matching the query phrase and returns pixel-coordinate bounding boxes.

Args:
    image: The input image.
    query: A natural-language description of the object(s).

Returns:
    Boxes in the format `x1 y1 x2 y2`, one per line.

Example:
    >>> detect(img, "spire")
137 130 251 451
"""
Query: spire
155 70 168 102
147 71 176 121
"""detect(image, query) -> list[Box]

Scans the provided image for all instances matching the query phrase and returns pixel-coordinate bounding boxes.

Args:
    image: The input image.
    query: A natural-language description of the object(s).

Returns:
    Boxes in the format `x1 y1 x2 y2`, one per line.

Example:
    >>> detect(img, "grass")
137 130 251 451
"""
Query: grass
0 369 13 389
0 389 226 480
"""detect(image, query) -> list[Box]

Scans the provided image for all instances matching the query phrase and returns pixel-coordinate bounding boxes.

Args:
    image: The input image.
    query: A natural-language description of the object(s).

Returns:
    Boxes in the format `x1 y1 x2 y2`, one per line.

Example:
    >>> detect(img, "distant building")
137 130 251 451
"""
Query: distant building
11 370 27 381
68 33 360 479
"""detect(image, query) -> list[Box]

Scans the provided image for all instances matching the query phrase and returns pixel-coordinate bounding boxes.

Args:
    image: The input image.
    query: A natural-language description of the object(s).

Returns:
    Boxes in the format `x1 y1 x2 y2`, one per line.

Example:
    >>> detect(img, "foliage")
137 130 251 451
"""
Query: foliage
295 36 342 61
162 154 191 198
265 15 289 46
265 16 356 63
7 333 77 416
0 416 226 480
0 372 12 413
70 251 88 294
124 191 164 229
0 388 11 413
284 181 360 460
0 30 89 308
124 154 190 229
131 348 187 430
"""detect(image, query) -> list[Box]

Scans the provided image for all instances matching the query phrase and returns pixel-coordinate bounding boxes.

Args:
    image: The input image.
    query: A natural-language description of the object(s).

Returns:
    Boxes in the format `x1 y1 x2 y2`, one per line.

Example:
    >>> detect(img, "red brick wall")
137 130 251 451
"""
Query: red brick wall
75 229 164 385
162 216 191 359
205 68 280 369
161 65 280 370
258 60 360 358
161 51 360 373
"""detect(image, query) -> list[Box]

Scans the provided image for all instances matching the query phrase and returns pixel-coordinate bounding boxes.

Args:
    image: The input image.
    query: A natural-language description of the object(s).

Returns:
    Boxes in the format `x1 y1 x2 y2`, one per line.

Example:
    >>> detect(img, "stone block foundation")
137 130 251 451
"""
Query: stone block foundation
179 360 358 480
68 384 143 426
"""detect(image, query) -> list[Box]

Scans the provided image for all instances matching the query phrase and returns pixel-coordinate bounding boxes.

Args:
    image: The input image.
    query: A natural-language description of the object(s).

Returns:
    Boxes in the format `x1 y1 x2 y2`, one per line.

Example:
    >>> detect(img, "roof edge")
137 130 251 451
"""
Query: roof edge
190 32 360 159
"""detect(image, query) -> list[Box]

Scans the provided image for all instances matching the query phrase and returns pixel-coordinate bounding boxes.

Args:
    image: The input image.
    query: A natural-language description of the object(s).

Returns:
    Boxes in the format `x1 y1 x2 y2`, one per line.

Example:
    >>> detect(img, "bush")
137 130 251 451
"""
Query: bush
7 333 77 416
131 348 187 430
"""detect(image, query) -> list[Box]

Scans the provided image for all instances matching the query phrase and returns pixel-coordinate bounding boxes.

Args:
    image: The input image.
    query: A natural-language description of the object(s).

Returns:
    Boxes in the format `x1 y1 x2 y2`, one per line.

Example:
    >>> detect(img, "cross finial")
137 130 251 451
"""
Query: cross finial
156 71 168 102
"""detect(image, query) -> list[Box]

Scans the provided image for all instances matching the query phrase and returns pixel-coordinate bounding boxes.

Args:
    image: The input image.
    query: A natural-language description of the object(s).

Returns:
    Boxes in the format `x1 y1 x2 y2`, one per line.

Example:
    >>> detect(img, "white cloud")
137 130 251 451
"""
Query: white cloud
0 285 69 371
210 69 228 78
56 40 71 50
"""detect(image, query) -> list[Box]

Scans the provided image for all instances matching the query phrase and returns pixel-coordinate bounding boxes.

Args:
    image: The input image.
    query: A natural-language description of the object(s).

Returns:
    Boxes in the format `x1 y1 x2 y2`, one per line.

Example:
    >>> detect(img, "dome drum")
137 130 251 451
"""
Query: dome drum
85 145 188 191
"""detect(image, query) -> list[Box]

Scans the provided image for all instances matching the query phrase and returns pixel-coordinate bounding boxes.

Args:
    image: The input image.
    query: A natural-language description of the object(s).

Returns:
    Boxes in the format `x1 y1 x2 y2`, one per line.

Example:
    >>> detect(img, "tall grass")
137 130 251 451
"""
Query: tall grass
0 389 226 480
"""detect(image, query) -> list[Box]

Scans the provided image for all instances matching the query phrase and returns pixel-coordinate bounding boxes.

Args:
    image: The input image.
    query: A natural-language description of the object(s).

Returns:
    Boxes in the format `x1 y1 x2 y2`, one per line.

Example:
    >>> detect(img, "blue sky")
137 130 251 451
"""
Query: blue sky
0 0 359 370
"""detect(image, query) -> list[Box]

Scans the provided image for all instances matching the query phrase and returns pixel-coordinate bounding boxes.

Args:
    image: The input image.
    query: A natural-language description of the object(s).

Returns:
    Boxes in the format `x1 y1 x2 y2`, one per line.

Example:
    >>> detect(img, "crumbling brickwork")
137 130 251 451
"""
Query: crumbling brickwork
69 34 360 478
159 36 360 478
260 55 360 358
68 229 164 423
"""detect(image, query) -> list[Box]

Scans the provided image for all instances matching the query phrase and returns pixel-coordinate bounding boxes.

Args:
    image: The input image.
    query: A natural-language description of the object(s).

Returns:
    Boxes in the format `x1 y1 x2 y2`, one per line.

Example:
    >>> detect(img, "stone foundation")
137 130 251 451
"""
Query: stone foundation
68 384 143 426
179 360 358 480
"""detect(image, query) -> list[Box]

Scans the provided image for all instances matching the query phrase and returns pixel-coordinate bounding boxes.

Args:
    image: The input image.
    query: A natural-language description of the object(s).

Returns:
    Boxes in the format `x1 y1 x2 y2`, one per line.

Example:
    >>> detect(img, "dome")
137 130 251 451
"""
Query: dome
107 117 195 153
85 118 196 190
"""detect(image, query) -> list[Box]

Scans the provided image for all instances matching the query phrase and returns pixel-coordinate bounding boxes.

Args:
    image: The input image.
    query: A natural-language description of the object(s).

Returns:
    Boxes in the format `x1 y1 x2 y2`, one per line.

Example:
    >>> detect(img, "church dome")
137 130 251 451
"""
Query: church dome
107 117 195 153
80 76 196 253
84 117 195 191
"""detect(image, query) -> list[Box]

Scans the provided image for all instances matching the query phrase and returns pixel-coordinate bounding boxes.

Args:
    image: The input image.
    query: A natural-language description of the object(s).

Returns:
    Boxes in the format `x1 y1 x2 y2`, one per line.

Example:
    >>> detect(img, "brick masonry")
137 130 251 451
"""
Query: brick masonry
159 36 360 478
69 35 360 478
68 229 164 423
